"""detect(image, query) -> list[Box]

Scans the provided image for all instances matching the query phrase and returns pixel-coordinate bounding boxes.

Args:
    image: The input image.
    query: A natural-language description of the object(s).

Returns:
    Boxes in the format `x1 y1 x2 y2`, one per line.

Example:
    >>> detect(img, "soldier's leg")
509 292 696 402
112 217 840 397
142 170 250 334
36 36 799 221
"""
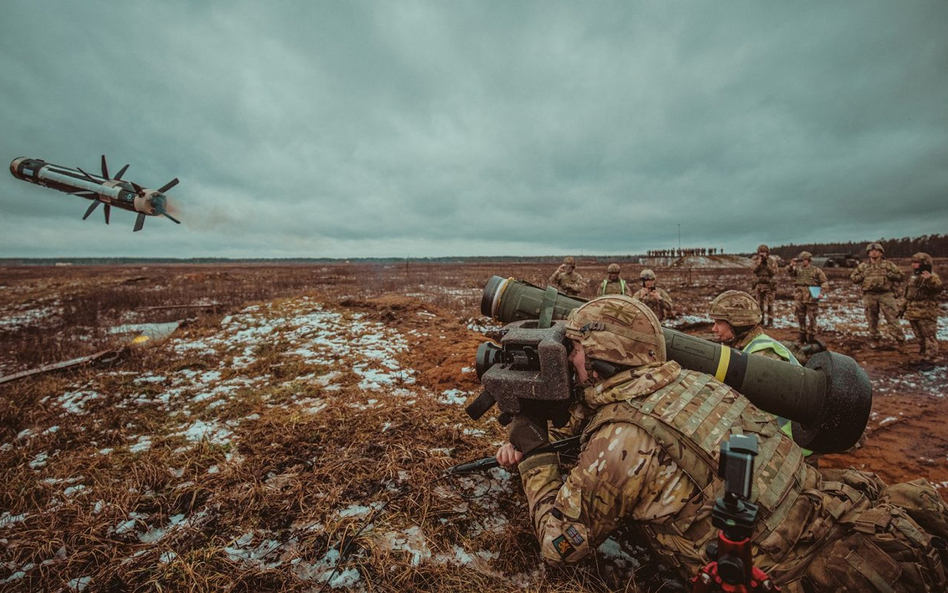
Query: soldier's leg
910 320 926 356
863 294 881 341
756 288 767 324
878 293 906 342
794 299 807 341
766 291 775 327
919 318 939 361
807 303 819 340
803 503 947 592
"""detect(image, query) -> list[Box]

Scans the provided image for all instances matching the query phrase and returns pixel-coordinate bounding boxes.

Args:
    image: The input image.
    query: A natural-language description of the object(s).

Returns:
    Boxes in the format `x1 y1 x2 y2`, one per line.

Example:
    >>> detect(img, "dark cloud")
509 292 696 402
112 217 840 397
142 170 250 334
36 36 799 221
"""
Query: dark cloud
1 0 945 258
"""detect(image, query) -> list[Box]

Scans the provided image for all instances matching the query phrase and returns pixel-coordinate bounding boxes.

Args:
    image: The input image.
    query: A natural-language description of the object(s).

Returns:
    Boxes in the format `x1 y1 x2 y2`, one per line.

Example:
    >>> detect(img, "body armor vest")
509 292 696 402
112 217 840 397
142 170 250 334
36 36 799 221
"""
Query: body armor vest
583 369 812 571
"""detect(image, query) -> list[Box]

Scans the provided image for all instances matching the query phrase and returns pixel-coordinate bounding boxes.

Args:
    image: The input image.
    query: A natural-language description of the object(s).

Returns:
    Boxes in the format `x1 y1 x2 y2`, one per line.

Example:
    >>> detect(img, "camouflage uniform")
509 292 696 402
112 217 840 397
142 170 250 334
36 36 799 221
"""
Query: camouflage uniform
518 362 948 592
788 259 827 341
515 295 947 591
903 254 943 362
632 287 674 321
851 256 906 343
752 254 779 325
549 270 587 296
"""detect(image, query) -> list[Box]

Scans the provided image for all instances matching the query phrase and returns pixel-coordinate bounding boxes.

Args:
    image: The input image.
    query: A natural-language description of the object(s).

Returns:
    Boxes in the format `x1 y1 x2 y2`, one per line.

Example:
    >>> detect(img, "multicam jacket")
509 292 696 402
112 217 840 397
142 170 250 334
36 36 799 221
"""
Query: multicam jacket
752 255 779 289
904 272 943 320
851 259 904 293
518 363 948 591
549 270 587 296
519 362 824 577
788 265 827 304
632 287 674 321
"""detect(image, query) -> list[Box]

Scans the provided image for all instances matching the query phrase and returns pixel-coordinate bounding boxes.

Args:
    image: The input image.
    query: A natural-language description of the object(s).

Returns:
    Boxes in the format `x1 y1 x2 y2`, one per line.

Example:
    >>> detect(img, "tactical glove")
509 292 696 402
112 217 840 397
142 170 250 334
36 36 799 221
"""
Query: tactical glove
508 414 549 456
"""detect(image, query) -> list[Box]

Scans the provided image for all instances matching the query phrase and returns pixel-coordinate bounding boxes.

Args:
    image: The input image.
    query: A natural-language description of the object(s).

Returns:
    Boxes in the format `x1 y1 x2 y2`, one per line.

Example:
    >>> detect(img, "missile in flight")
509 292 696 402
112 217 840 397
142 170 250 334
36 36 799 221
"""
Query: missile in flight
9 155 181 232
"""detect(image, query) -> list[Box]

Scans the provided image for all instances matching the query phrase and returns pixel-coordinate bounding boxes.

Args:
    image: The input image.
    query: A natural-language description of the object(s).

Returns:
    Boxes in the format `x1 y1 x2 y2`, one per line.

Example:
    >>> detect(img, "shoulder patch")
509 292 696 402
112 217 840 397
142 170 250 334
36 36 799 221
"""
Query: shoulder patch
552 534 577 560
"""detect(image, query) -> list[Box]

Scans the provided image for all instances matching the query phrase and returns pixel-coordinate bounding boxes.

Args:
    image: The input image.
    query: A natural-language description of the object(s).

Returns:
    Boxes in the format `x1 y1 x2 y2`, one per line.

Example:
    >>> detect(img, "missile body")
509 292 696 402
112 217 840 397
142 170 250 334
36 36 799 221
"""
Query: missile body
10 156 180 231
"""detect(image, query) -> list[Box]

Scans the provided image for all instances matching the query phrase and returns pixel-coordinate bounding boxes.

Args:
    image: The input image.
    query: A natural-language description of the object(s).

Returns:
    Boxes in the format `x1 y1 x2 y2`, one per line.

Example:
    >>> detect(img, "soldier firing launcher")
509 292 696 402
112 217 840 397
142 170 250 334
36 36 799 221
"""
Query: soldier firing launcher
469 276 872 454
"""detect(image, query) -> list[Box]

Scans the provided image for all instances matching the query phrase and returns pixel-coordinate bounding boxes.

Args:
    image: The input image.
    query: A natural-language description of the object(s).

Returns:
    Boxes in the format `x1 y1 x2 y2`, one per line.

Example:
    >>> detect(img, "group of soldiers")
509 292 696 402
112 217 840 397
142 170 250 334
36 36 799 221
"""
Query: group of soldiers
548 257 674 321
647 248 720 257
753 242 942 364
493 249 947 591
552 242 942 366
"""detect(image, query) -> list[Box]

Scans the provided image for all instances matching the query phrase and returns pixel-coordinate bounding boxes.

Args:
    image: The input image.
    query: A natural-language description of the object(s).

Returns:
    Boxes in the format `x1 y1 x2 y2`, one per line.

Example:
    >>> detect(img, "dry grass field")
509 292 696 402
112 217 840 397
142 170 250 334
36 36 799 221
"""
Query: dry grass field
1 258 946 591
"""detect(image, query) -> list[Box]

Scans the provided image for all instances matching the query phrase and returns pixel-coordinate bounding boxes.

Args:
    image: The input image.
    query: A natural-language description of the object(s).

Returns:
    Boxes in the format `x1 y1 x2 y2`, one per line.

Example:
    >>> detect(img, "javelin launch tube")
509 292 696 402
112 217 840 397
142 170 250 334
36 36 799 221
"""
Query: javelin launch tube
481 276 871 453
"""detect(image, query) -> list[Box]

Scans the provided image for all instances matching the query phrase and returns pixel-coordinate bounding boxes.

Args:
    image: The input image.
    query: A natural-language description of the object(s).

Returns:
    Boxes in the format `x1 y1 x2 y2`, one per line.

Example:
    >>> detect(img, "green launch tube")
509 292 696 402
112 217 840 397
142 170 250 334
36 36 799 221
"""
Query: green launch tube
480 276 871 453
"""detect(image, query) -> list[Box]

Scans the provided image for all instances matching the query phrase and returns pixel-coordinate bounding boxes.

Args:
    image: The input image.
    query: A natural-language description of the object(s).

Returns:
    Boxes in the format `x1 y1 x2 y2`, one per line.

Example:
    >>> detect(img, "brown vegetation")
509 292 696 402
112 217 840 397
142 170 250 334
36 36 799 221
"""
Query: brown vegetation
0 259 946 591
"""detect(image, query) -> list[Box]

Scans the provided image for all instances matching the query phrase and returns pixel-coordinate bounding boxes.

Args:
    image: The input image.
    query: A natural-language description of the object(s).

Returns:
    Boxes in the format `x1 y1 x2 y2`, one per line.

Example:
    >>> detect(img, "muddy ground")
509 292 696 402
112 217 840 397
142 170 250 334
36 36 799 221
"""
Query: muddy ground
0 258 945 591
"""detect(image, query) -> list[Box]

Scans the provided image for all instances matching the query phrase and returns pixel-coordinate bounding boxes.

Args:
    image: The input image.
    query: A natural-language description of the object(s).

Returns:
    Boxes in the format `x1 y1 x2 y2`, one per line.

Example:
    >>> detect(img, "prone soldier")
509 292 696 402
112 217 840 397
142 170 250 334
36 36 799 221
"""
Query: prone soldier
850 242 906 348
788 251 827 343
597 263 630 296
751 244 779 327
902 252 943 365
549 256 587 297
496 295 948 592
632 269 674 321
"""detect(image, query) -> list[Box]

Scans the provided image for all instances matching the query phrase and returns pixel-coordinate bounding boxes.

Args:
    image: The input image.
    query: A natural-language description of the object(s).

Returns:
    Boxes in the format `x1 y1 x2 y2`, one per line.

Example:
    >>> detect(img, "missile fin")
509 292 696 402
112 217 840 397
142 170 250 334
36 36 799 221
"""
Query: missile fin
70 191 98 198
100 155 110 180
114 164 130 180
134 212 146 232
104 204 111 225
76 167 98 182
156 178 179 193
162 212 181 224
82 201 100 220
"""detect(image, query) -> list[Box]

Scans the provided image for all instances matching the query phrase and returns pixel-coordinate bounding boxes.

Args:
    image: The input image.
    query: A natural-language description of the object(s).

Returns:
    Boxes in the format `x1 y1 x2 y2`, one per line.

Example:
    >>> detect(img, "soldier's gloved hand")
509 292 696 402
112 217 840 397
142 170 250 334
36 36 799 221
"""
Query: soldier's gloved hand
507 414 549 456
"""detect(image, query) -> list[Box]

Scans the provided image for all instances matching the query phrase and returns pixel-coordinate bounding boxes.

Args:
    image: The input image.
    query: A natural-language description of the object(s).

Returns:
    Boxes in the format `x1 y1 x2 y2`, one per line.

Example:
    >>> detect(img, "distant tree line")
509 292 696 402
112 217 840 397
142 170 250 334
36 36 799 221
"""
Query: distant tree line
771 234 948 260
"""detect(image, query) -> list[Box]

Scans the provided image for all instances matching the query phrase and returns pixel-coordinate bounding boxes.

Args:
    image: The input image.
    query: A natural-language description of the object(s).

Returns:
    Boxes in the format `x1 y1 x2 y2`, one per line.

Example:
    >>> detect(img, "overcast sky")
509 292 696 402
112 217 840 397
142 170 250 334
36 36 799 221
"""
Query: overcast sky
1 1 946 258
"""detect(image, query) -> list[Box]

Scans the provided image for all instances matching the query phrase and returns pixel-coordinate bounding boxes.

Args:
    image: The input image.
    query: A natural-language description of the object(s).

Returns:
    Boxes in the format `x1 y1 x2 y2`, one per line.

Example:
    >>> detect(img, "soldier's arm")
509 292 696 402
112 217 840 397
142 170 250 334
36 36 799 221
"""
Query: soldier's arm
518 425 658 565
924 273 943 291
549 272 561 285
660 289 674 313
768 258 778 274
886 262 904 282
850 265 864 284
818 269 827 286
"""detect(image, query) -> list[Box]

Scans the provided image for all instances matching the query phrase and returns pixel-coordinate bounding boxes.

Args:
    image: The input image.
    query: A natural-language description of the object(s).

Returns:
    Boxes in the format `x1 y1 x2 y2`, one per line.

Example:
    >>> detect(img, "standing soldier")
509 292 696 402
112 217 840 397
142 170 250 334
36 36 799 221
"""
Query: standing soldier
850 242 906 348
902 252 943 365
597 263 630 296
632 269 674 321
788 251 827 343
548 256 587 296
751 244 779 327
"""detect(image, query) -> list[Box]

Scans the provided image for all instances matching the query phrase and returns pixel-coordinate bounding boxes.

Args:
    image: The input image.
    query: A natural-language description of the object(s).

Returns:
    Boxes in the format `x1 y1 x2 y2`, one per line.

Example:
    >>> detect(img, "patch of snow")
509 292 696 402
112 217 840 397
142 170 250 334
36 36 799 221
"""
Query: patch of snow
58 390 100 414
438 389 469 405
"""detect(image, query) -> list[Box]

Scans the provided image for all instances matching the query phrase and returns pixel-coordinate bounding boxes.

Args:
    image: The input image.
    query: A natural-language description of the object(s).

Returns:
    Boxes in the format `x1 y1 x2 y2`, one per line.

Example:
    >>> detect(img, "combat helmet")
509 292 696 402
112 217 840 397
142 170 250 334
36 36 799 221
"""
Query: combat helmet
563 256 576 265
709 290 762 328
757 244 769 253
866 242 885 255
798 251 813 260
607 263 621 274
565 295 665 367
912 252 933 266
640 269 656 281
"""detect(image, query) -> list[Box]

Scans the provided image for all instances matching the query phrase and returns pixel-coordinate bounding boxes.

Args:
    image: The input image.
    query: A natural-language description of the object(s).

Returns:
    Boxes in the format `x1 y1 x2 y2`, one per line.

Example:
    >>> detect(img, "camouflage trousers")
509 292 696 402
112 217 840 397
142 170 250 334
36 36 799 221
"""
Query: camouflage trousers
794 300 819 336
863 292 905 342
755 286 775 319
909 318 939 361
